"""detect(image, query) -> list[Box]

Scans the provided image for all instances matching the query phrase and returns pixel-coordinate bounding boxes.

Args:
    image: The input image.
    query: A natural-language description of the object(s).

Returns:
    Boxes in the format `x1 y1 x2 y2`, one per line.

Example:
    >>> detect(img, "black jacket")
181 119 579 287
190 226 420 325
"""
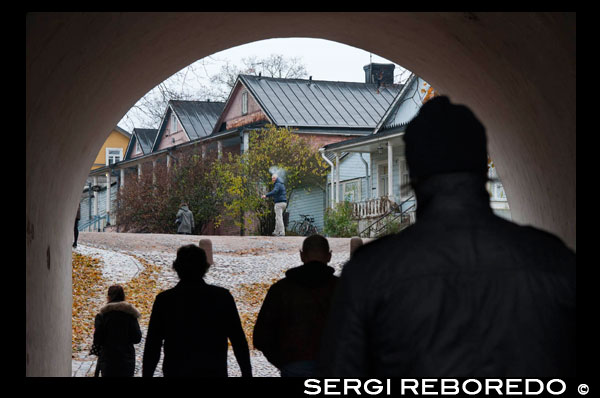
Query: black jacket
142 279 252 377
93 301 142 377
253 261 338 369
319 173 576 377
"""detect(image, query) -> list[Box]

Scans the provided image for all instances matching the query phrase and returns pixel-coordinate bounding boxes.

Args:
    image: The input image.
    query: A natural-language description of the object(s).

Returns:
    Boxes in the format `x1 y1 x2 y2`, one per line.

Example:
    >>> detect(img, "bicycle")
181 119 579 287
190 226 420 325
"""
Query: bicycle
290 214 318 236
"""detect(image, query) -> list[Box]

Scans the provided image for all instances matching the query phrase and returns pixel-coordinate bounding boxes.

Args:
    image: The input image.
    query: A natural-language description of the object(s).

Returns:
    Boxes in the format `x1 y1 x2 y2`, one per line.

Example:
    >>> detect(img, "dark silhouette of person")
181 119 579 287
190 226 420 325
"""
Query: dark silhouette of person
73 203 81 248
92 285 142 377
319 96 576 377
142 244 252 377
253 234 338 377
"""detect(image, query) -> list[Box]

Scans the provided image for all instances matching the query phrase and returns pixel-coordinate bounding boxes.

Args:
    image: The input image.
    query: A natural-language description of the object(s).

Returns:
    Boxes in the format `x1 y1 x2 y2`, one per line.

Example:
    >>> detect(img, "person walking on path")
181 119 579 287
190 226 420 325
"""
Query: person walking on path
319 96 576 377
253 234 338 377
262 173 287 236
92 285 142 377
175 203 195 235
142 244 252 377
73 203 81 248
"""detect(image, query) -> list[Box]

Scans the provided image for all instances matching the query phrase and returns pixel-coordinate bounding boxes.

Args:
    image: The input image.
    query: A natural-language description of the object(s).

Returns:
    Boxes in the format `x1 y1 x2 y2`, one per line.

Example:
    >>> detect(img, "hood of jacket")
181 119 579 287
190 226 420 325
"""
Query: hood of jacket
285 261 336 288
99 301 141 319
180 205 190 212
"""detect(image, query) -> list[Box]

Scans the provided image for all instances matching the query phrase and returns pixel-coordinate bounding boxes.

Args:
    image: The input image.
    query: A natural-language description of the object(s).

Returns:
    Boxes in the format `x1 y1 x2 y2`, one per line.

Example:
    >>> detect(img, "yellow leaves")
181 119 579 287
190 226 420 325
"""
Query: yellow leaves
71 252 163 354
235 278 278 349
71 253 105 353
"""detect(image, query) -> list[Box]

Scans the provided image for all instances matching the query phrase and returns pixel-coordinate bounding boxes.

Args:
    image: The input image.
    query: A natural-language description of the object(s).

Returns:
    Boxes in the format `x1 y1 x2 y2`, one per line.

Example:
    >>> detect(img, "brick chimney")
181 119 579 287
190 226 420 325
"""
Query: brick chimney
363 63 395 85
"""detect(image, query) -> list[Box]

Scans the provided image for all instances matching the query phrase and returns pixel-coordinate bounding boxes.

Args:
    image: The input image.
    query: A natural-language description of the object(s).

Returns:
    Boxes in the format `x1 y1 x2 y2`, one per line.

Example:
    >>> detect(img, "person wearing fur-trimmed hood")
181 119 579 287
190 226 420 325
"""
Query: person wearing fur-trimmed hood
92 285 142 377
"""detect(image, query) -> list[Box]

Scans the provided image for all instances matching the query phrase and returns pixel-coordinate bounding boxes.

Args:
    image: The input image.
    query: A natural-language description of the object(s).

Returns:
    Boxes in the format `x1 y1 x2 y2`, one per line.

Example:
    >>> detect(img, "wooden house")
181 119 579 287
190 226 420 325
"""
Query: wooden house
202 64 403 232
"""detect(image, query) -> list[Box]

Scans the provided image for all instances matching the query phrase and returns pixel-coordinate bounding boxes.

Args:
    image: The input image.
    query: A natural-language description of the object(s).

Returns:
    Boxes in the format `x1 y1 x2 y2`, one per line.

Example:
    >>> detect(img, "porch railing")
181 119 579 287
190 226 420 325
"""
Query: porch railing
78 214 109 232
352 197 394 219
357 195 416 238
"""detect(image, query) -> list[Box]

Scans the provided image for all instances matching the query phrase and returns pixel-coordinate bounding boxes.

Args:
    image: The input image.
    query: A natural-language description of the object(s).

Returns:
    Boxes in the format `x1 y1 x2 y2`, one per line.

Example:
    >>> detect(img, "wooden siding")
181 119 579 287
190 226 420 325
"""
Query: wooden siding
287 185 326 232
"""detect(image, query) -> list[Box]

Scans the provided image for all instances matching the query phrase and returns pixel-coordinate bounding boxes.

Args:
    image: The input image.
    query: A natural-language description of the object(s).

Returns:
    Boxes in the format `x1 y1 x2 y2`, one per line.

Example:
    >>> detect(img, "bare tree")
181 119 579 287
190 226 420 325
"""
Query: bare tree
209 54 309 101
119 54 309 130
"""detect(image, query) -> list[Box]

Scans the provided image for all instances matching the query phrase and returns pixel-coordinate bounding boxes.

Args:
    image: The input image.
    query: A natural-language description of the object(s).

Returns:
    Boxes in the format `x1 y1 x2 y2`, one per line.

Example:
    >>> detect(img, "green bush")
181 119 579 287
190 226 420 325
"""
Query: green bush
324 201 358 237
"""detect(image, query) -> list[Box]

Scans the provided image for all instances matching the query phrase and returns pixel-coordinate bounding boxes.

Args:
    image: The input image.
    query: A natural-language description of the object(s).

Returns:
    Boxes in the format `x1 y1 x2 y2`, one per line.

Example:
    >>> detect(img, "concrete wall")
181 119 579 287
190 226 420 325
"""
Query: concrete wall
26 12 575 376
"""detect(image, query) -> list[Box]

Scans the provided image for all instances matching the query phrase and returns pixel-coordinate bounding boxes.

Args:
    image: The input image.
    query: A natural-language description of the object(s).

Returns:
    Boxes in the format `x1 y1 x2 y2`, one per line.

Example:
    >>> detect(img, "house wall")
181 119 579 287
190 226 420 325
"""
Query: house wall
326 153 373 205
157 109 189 150
287 185 326 233
370 144 410 202
222 84 268 129
91 130 130 170
78 181 118 229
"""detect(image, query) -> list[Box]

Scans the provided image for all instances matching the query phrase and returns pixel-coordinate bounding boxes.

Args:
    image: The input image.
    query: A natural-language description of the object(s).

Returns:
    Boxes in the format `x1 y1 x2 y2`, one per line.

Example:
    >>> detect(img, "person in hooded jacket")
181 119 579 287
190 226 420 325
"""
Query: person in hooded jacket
176 203 195 235
142 244 252 377
92 285 142 377
253 234 338 377
319 96 576 378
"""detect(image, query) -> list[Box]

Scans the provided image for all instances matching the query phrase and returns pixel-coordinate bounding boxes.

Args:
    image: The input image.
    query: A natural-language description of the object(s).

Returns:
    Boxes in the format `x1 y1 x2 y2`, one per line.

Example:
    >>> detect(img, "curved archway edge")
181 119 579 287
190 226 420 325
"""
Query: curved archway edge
26 12 575 375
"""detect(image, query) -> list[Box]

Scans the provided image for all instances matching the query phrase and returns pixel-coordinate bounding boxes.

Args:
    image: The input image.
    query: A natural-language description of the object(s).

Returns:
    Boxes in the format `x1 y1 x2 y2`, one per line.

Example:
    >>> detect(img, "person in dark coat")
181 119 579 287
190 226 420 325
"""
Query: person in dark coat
73 203 81 248
92 285 142 377
319 96 576 377
262 174 287 236
142 244 252 377
253 234 338 377
176 203 195 235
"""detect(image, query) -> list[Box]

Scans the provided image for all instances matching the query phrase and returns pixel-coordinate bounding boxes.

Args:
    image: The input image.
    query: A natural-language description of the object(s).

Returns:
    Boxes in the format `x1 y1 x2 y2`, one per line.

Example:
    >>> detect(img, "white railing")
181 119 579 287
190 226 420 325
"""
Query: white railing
352 197 393 219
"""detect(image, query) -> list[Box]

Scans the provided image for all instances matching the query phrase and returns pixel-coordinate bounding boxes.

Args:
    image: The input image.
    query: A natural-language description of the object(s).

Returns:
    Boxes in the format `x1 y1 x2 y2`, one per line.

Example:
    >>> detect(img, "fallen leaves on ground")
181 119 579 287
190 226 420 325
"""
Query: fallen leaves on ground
234 278 278 349
71 252 164 356
72 253 106 354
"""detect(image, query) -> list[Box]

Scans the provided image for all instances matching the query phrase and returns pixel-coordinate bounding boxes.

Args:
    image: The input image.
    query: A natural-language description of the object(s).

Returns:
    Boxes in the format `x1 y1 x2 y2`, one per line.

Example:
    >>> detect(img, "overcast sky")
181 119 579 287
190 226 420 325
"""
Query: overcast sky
118 37 410 129
204 37 408 82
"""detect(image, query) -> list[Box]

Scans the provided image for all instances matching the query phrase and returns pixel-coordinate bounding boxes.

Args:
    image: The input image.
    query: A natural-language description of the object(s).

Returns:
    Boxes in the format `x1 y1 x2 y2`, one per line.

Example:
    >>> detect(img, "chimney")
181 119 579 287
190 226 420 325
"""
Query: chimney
363 63 395 85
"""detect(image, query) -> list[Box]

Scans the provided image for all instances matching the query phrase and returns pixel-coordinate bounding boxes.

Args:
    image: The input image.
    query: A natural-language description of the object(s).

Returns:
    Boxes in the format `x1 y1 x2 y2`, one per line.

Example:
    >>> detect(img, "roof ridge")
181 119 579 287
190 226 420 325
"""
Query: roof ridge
240 73 403 88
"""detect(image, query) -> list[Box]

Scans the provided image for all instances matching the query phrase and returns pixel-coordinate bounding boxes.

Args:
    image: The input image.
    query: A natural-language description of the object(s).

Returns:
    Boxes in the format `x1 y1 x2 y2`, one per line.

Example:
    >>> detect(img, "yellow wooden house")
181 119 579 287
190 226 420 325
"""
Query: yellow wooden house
90 126 131 170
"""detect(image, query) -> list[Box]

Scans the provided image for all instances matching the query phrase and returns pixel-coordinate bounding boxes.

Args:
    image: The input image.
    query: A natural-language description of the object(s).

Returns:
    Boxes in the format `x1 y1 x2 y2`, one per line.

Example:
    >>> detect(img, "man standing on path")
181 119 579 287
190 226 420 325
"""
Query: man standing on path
262 173 287 236
253 234 338 377
142 244 252 377
175 203 194 235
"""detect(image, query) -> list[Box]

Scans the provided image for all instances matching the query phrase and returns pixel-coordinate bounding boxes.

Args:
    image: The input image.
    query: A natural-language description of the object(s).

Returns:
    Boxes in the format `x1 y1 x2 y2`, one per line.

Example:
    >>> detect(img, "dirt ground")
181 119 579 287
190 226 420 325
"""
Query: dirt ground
78 232 362 258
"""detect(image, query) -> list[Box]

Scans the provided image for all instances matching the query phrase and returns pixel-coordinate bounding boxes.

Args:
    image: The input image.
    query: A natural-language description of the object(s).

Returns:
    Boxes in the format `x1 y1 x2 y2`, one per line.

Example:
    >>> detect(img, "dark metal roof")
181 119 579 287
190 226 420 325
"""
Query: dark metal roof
134 128 159 155
239 75 402 129
170 100 225 140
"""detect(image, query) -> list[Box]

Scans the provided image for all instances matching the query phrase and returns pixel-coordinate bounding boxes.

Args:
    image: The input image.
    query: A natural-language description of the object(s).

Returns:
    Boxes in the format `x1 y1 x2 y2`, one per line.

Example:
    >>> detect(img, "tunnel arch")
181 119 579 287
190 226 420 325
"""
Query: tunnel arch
26 12 575 376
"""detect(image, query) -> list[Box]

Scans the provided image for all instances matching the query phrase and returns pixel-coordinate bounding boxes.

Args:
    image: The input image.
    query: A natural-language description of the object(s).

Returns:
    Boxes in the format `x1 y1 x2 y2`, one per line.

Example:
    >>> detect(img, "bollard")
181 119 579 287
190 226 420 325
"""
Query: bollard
199 239 213 265
350 237 363 257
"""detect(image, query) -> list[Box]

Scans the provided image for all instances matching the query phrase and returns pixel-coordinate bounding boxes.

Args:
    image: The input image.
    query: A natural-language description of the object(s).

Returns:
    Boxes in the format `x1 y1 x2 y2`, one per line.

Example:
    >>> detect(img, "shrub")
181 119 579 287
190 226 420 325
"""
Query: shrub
324 201 358 237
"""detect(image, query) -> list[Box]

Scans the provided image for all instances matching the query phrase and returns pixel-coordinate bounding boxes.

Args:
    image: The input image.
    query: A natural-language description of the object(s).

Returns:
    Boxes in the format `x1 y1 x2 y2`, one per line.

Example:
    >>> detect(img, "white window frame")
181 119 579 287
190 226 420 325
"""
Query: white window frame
171 113 178 133
106 147 123 165
242 91 248 115
342 178 362 203
399 158 412 199
376 160 389 198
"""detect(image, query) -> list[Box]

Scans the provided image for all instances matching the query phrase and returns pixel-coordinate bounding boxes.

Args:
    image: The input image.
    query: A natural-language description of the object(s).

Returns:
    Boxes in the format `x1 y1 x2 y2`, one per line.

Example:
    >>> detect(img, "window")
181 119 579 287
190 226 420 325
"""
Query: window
106 148 123 165
399 159 412 198
242 91 248 115
343 179 361 202
171 113 178 132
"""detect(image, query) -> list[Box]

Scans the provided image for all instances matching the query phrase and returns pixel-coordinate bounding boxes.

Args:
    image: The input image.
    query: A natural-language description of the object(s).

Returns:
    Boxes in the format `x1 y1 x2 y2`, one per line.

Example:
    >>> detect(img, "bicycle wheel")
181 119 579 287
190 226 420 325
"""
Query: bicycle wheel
299 222 310 236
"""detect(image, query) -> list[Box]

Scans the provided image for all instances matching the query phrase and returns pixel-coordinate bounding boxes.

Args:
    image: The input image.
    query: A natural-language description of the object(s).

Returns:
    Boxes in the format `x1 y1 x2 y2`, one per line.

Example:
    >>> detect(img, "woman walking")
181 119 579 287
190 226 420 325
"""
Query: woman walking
92 285 142 377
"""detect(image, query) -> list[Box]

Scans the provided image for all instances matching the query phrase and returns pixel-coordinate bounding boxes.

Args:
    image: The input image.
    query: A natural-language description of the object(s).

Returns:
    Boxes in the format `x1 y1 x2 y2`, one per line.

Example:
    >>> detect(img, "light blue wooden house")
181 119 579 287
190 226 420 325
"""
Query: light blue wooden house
322 73 511 236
